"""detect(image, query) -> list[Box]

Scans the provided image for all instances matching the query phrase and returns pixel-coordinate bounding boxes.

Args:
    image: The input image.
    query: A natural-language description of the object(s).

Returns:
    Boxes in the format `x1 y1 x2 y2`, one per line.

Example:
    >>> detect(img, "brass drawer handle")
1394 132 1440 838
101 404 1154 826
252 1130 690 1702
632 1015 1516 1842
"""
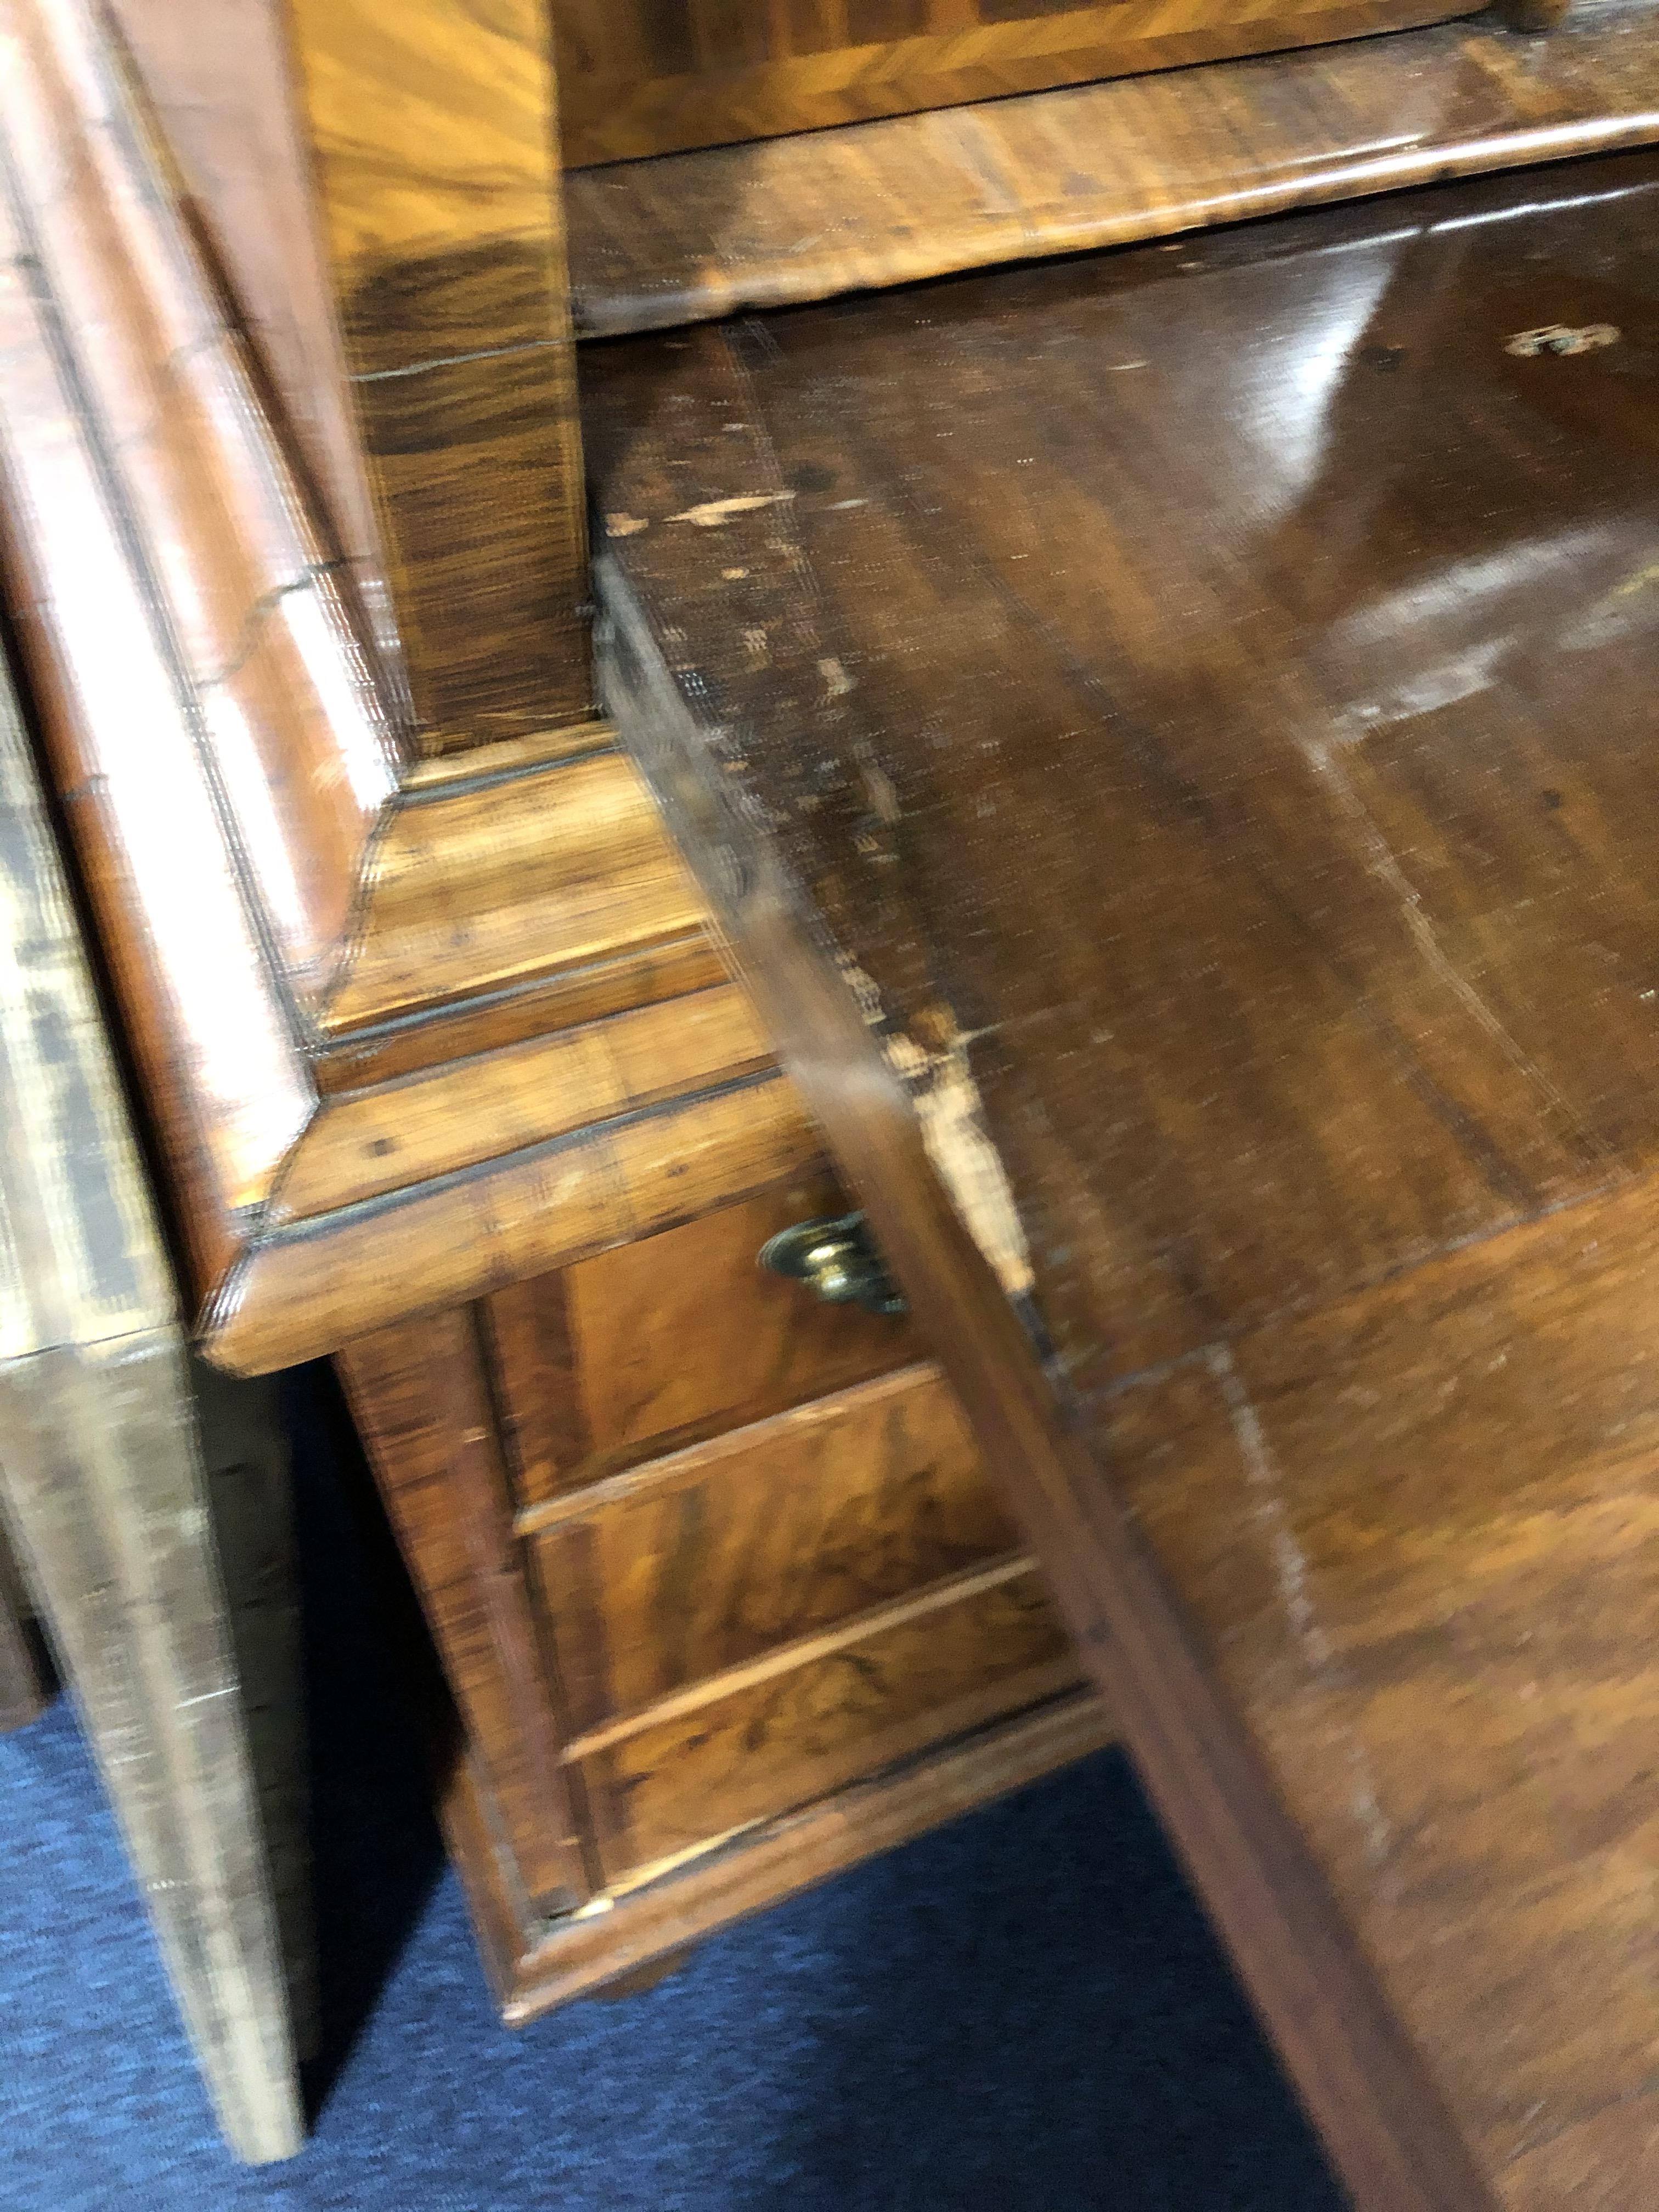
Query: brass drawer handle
758 1212 907 1317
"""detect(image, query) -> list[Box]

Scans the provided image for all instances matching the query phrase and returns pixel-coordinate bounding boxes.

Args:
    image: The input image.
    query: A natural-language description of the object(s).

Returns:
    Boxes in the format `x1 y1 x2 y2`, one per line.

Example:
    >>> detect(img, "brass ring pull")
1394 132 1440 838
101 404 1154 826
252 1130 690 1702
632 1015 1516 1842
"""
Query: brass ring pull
758 1212 907 1317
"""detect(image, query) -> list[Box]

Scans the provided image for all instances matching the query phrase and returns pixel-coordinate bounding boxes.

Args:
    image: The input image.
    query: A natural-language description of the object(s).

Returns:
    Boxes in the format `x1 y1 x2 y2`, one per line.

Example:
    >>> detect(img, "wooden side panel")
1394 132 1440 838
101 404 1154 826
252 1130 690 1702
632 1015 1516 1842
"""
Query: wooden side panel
103 0 392 677
486 1175 923 1507
284 0 592 749
532 1364 1019 1731
551 0 1480 164
191 1358 317 2061
336 1308 594 1913
0 0 401 986
580 1566 1080 1883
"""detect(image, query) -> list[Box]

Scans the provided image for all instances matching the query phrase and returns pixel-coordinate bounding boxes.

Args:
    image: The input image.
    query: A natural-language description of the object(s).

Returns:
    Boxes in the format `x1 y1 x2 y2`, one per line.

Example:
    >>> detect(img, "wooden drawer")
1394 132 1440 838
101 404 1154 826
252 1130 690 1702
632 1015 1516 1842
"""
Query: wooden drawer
529 1362 1019 1735
578 1564 1080 1886
485 1175 924 1510
341 1162 1102 2006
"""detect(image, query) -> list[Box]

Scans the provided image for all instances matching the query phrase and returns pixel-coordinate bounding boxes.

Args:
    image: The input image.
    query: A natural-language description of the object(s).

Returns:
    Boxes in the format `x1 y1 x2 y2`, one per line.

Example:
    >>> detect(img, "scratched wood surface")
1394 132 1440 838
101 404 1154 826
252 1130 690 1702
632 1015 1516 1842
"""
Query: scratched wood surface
0 640 304 2162
551 0 1477 164
567 0 1659 334
12 0 1655 1373
590 146 1659 2208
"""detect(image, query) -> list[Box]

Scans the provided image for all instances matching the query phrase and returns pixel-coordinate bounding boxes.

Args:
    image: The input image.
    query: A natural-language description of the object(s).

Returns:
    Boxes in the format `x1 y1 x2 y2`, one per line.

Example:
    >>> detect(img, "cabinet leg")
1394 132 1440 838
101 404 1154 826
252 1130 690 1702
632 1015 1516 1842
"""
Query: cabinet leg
0 1518 50 1729
0 1339 305 2163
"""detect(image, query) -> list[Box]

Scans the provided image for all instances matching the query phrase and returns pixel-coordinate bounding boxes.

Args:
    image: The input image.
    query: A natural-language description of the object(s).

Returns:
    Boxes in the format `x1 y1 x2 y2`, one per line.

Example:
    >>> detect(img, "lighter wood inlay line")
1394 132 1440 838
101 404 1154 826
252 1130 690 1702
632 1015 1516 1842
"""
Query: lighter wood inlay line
514 1360 943 1538
557 1550 1037 1760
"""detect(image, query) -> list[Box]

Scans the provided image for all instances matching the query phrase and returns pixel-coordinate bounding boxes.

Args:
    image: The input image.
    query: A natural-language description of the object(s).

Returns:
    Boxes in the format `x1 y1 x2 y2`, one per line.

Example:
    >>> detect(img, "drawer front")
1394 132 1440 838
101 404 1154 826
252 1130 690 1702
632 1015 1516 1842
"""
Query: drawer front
486 1172 922 1511
579 1565 1080 1886
531 1362 1019 1734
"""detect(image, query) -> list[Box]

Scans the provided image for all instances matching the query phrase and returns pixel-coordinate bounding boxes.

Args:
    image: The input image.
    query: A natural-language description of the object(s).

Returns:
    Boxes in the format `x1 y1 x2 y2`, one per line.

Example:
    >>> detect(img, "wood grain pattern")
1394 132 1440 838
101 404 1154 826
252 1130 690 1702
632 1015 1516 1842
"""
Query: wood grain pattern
0 0 402 982
212 1069 821 1373
552 0 1477 164
10 0 1646 1373
189 1357 317 2063
0 108 765 1362
102 0 397 693
567 0 1659 335
284 0 592 746
487 1175 927 1508
0 0 370 1283
0 631 302 2162
591 147 1659 2205
319 745 712 1049
580 1564 1080 1883
0 0 1135 2039
343 1230 1100 2002
608 596 1493 2212
556 1551 1041 1760
0 7 788 1367
531 1363 1017 1733
276 986 772 1225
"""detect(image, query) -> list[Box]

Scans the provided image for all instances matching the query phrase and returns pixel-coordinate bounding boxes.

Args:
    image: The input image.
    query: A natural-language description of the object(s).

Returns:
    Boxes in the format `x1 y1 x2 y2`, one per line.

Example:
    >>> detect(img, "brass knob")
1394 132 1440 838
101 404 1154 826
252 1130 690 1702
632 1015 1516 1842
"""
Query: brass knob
758 1212 907 1317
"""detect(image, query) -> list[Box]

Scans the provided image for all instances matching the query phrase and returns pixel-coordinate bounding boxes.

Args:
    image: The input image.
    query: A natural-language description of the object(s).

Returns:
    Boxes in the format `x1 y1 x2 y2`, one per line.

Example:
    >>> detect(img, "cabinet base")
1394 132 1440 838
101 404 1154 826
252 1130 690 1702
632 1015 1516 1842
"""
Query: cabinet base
444 1690 1114 2024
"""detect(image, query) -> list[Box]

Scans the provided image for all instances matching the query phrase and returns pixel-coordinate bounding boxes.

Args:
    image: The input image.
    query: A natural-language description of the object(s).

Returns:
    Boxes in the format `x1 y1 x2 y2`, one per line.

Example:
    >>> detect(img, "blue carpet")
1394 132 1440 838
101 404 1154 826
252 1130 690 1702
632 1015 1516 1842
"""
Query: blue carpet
0 1372 1344 2211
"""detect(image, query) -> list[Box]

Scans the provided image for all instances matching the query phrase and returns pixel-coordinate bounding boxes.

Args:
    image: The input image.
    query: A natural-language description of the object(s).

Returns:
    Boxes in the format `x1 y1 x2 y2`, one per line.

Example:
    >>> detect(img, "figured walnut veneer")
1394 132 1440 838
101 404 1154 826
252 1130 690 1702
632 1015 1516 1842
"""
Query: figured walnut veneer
550 0 1483 165
567 1 1659 334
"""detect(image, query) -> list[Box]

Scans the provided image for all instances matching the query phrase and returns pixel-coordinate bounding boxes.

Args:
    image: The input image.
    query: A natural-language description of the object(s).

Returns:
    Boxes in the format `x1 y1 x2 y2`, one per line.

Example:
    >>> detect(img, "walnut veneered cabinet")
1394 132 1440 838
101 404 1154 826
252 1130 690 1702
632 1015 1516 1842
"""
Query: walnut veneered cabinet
0 0 1638 2074
546 0 1483 162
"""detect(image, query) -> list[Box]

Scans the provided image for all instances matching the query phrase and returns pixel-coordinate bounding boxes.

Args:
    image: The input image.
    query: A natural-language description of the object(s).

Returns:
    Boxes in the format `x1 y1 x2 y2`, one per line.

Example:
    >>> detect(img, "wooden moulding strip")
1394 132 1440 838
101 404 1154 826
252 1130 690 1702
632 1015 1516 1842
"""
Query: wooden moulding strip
556 1550 1039 1762
309 930 730 1093
205 1069 821 1374
565 5 1659 336
321 748 714 1039
278 981 775 1224
398 723 620 791
554 0 1470 166
448 1689 1118 2021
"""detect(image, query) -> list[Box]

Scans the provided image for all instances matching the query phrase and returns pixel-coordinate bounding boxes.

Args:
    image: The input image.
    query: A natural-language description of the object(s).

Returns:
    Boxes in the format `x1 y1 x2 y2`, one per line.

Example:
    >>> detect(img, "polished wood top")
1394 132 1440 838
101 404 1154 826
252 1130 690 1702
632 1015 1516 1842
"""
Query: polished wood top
567 0 1659 336
590 148 1659 2209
